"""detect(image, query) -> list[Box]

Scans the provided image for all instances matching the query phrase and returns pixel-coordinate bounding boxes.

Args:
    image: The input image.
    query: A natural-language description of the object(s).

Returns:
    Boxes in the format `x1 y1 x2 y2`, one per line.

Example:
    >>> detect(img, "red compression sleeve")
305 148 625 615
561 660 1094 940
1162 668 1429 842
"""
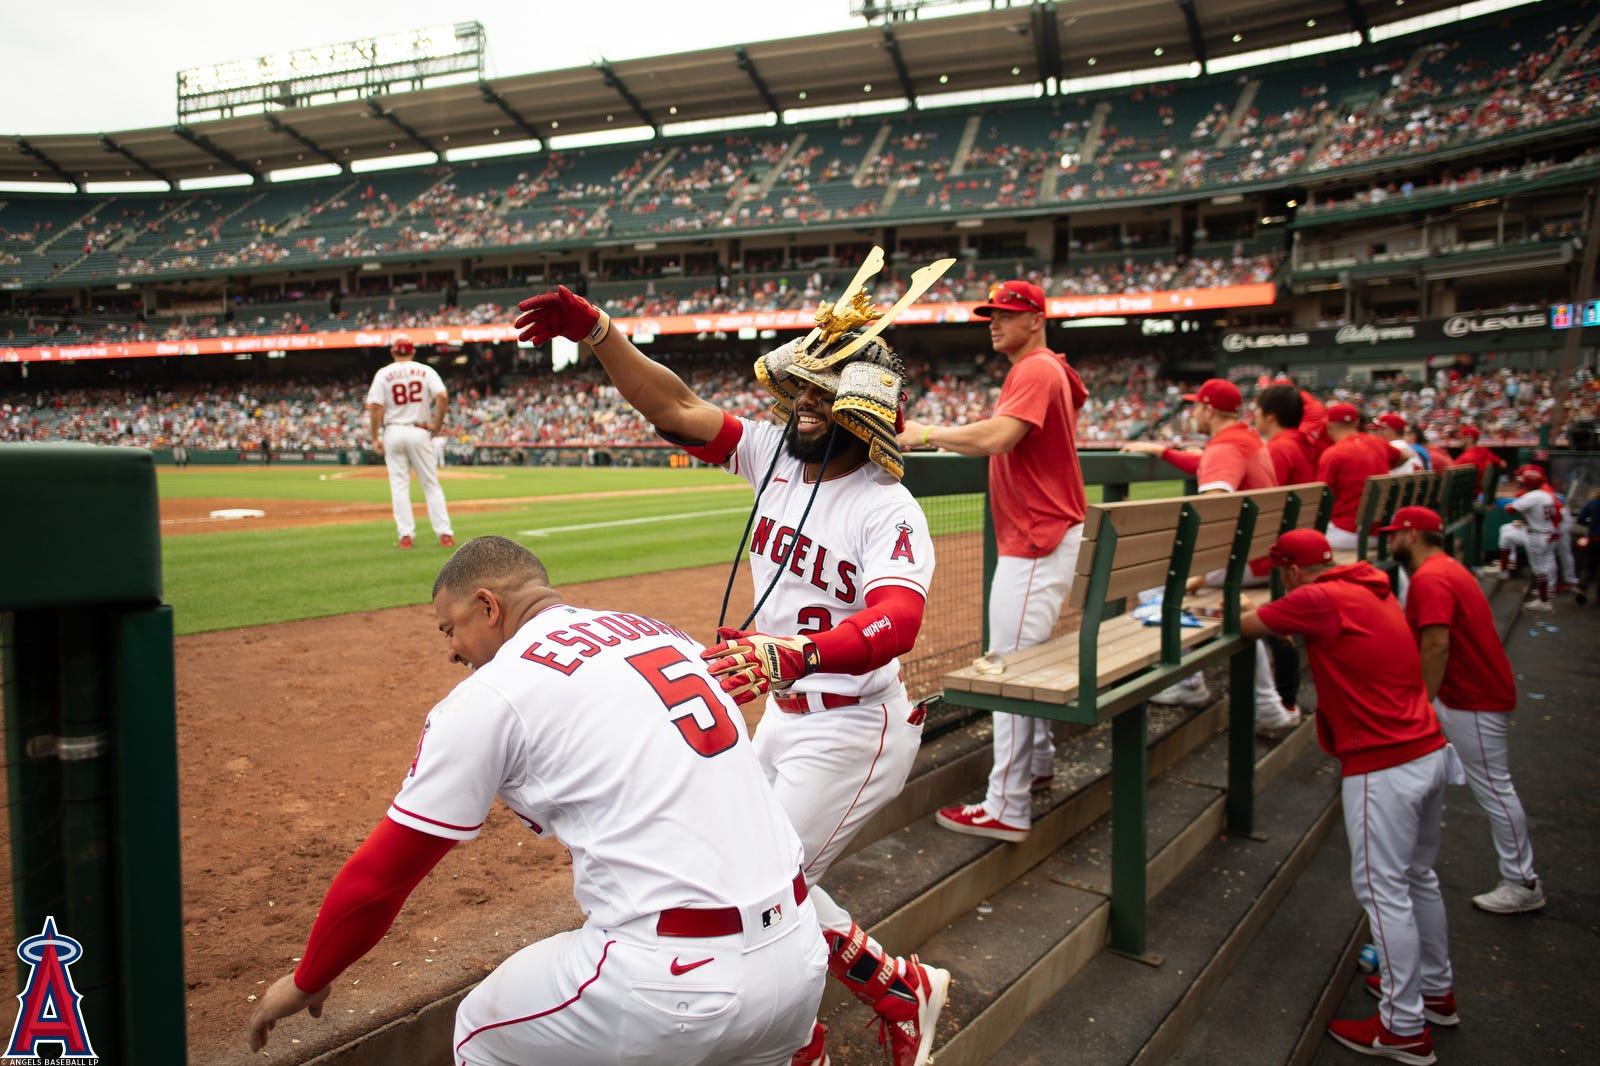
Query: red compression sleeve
809 586 925 675
293 817 456 993
1160 447 1202 475
659 410 743 465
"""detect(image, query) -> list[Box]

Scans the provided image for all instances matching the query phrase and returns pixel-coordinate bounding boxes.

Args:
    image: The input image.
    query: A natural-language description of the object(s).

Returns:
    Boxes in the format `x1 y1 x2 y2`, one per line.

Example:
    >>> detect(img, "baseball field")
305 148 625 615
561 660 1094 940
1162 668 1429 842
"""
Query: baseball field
114 463 1177 1063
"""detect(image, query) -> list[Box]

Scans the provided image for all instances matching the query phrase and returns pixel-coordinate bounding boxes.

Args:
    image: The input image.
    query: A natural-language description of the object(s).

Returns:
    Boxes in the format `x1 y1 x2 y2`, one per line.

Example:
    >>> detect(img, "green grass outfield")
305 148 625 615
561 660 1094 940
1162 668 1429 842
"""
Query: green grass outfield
159 466 1182 635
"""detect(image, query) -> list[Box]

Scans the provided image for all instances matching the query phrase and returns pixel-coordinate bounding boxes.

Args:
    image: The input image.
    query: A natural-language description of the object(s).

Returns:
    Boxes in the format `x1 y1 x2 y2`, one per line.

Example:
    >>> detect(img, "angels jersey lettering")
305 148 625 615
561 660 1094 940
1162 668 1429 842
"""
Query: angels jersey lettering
729 419 934 701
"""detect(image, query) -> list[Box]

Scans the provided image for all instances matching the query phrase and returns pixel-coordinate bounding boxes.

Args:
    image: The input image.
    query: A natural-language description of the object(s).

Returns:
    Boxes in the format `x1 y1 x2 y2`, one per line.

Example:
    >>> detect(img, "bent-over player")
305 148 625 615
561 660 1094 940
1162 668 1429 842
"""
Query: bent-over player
1384 506 1544 914
367 334 454 549
1505 465 1560 611
1243 530 1459 1064
516 271 949 1066
248 536 826 1065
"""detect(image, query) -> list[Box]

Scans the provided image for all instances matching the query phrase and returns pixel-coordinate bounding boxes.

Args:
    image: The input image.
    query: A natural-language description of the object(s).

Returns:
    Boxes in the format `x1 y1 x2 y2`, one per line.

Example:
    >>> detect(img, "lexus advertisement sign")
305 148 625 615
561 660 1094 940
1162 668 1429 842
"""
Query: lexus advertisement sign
1219 308 1563 359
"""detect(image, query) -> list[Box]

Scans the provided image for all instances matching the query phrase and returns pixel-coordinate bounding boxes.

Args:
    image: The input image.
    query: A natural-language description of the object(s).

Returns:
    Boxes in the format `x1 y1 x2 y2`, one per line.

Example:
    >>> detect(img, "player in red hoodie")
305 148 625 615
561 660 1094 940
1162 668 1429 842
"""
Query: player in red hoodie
1243 529 1458 1064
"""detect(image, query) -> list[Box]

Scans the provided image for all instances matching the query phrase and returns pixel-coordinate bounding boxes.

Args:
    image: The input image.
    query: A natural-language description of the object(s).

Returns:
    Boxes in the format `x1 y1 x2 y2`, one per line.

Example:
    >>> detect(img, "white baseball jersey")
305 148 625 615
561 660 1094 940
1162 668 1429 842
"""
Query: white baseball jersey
1506 488 1559 535
367 359 446 426
1388 440 1423 473
389 604 805 926
727 418 935 702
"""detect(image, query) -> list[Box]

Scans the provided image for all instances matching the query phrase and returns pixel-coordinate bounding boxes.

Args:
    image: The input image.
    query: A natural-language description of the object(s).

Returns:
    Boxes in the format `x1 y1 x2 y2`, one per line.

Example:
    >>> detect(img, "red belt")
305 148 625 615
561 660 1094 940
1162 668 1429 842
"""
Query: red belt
773 691 857 714
656 873 808 938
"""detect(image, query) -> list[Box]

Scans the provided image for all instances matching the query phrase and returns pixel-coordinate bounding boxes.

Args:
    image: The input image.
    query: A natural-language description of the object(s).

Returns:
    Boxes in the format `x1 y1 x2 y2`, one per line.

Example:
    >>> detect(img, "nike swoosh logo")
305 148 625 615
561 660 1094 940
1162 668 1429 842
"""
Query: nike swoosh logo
670 956 714 976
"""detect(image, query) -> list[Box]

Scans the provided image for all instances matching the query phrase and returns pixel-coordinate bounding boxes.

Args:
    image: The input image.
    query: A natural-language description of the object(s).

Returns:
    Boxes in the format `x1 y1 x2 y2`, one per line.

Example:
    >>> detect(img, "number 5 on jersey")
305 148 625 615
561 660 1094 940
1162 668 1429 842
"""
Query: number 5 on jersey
626 647 740 757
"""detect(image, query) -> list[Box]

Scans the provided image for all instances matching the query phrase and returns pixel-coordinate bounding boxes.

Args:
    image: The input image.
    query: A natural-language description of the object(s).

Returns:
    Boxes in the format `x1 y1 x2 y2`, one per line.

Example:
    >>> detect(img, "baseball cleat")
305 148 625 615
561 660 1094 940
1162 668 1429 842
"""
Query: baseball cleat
397 535 414 549
878 956 949 1066
1326 1014 1435 1064
1521 598 1553 613
936 803 1028 843
790 1021 829 1066
1256 705 1302 736
1031 773 1055 794
1363 974 1459 1026
1149 676 1212 707
439 534 456 548
1472 878 1546 914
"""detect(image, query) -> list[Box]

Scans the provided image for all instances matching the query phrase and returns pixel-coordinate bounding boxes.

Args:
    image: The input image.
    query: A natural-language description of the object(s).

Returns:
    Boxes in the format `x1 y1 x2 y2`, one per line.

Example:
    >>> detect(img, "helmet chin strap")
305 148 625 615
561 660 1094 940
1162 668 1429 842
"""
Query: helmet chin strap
716 411 792 632
740 421 837 631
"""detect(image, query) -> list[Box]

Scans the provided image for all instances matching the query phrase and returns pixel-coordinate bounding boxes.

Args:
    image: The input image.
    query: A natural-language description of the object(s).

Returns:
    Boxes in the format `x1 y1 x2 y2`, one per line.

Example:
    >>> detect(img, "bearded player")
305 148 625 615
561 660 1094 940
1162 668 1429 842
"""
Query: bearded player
366 335 455 549
516 264 950 1066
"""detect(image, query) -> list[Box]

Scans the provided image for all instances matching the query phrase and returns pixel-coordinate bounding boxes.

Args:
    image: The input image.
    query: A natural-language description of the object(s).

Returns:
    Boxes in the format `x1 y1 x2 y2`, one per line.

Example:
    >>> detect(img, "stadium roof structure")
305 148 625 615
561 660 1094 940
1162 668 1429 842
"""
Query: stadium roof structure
2 0 1469 188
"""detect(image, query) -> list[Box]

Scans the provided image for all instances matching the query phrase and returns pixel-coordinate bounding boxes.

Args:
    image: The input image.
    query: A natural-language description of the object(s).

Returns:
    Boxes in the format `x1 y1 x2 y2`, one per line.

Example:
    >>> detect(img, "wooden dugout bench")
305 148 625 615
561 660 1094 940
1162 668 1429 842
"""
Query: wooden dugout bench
1334 464 1482 569
942 482 1331 957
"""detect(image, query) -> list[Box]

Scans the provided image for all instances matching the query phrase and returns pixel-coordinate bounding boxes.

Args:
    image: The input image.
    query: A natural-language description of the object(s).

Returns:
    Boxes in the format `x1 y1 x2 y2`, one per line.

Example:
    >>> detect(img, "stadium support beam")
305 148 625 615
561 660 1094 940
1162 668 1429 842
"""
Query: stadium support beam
366 99 439 155
734 47 784 122
98 135 173 187
1032 1 1063 90
263 115 346 174
880 26 919 111
13 136 82 191
1177 0 1209 72
596 62 659 135
1341 0 1372 45
478 82 546 143
170 126 260 183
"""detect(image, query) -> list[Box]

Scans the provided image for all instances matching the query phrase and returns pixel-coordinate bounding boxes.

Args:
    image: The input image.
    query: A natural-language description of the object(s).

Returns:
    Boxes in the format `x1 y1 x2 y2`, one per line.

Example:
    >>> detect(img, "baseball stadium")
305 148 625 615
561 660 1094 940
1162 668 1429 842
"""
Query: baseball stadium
1 0 1597 1063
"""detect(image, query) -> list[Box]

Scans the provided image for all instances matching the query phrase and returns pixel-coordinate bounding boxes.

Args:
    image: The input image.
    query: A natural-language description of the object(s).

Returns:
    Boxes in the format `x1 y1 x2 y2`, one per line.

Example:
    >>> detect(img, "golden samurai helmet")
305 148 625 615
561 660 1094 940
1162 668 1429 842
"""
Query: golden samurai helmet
754 247 954 479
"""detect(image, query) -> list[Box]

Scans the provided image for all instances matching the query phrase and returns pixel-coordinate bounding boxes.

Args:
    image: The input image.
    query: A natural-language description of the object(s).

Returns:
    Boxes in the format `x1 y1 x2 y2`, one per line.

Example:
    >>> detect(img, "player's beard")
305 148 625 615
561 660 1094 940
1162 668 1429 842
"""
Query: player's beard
1393 542 1415 573
784 418 839 464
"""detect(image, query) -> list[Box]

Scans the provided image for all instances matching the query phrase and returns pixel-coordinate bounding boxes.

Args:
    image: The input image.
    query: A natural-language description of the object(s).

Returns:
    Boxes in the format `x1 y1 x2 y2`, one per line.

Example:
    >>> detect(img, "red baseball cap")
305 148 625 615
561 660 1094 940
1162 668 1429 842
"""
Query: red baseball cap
1517 465 1546 486
1181 378 1243 413
1325 403 1361 425
1377 505 1442 534
1267 529 1334 567
974 280 1047 318
1369 413 1406 433
1458 426 1481 439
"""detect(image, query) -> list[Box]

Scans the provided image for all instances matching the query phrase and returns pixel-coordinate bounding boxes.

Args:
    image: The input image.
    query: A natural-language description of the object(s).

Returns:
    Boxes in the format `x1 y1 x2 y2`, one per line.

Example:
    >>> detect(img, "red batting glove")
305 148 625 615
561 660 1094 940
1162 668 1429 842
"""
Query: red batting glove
700 629 820 706
514 286 611 347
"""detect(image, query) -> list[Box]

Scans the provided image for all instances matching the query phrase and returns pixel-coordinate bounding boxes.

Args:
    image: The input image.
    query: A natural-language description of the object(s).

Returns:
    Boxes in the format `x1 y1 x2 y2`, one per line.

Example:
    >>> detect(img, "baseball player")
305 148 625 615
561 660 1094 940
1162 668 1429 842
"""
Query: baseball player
1451 426 1504 498
1370 413 1425 472
1243 529 1459 1064
366 335 455 549
1504 465 1560 611
1255 383 1317 487
516 276 949 1066
899 280 1088 844
1316 404 1393 552
1385 506 1544 914
247 536 827 1065
1121 378 1298 732
1576 488 1600 606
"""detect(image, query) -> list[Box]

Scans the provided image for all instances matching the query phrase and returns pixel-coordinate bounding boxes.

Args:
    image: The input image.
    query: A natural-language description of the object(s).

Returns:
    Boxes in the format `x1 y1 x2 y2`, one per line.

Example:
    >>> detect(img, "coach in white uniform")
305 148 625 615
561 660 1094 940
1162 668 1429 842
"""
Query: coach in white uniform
248 536 825 1064
366 334 454 549
516 277 950 1066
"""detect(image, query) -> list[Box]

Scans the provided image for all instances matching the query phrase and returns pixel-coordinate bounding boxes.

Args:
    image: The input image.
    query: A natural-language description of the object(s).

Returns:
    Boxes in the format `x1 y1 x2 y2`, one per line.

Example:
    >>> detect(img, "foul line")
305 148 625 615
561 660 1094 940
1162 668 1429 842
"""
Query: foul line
517 507 749 537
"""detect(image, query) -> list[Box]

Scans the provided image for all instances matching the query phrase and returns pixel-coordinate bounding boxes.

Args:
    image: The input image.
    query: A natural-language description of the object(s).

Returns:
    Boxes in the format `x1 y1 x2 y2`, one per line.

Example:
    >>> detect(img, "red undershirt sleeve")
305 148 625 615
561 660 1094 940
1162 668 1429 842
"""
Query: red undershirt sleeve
808 586 925 674
658 410 743 465
1160 448 1202 475
293 817 457 994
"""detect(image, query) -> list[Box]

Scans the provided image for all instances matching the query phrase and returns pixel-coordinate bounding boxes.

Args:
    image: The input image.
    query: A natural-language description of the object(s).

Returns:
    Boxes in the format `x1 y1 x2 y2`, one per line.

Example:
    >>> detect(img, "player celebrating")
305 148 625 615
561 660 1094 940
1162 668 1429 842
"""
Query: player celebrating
898 280 1088 845
1384 506 1544 914
366 335 455 549
515 264 950 1066
248 536 826 1065
1243 530 1458 1063
1505 465 1561 611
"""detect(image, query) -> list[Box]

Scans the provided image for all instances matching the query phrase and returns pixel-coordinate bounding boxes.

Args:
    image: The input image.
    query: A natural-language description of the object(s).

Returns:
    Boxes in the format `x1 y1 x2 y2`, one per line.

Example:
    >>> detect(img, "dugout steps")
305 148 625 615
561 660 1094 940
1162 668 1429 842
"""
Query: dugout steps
818 700 1333 1066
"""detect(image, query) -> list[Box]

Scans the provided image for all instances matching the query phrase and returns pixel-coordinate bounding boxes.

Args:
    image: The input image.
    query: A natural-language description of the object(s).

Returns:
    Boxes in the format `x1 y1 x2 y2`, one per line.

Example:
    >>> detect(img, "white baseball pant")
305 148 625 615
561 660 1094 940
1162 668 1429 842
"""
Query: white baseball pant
1555 531 1577 585
983 525 1083 827
1434 702 1537 885
1345 745 1458 1037
1326 524 1360 552
1525 531 1558 590
382 423 453 539
752 690 922 934
454 894 826 1065
1498 522 1527 568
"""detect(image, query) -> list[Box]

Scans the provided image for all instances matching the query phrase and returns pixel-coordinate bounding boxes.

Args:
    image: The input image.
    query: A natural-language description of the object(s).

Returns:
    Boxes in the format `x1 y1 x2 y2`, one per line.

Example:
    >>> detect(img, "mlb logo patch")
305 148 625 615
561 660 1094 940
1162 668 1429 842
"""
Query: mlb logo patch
762 904 783 928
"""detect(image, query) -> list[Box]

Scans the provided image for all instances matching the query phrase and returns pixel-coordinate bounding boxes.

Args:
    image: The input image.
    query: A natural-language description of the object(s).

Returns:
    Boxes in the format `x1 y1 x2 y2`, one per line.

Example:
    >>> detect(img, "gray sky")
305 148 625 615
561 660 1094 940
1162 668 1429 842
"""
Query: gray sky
0 0 867 135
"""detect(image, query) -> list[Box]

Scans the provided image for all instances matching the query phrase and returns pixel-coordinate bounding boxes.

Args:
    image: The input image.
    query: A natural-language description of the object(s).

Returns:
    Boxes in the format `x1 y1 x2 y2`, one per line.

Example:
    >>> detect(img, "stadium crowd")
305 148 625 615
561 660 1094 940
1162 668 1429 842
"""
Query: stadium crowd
2 365 1590 457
